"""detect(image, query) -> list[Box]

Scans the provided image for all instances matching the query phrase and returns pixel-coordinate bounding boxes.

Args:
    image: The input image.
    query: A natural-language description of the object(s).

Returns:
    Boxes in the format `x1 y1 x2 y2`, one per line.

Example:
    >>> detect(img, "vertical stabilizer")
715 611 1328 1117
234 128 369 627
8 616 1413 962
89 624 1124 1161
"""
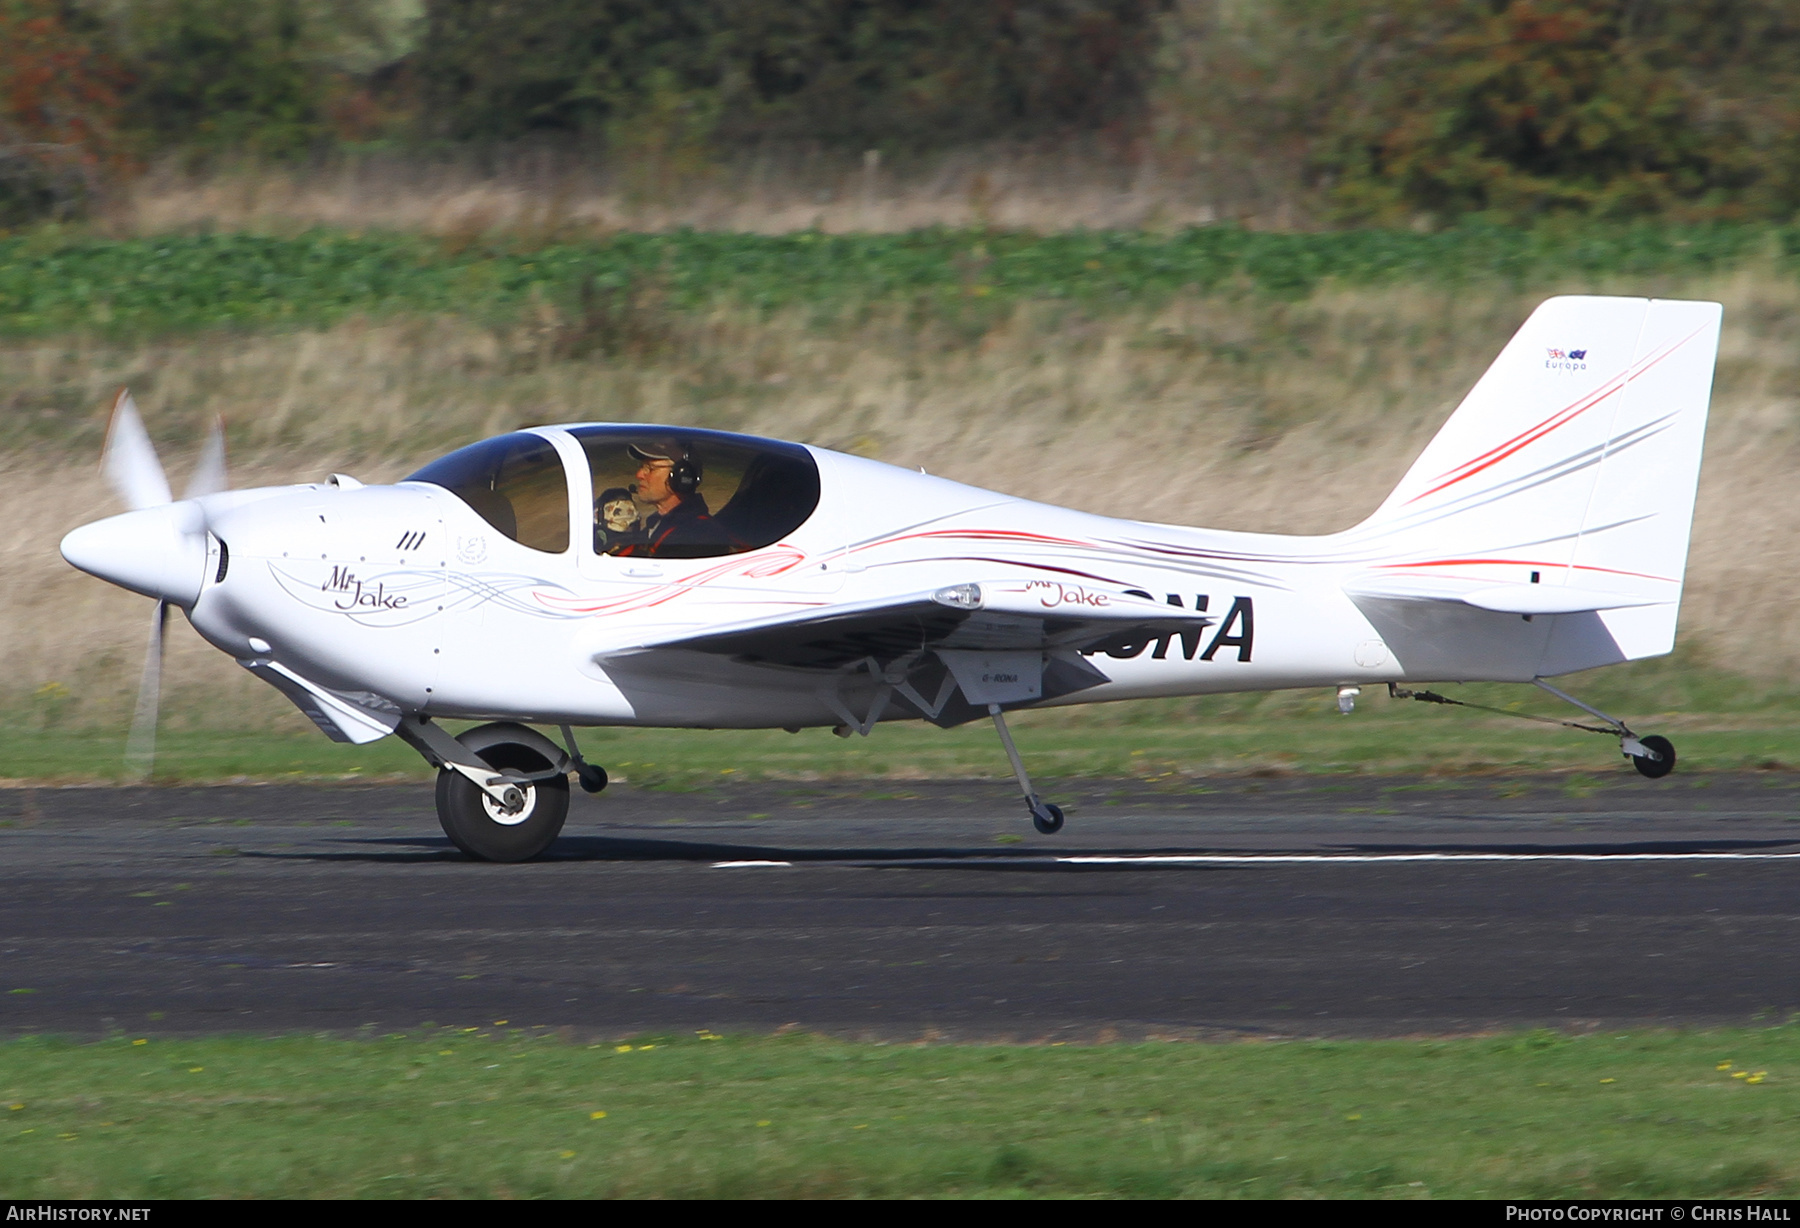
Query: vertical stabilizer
1346 296 1721 676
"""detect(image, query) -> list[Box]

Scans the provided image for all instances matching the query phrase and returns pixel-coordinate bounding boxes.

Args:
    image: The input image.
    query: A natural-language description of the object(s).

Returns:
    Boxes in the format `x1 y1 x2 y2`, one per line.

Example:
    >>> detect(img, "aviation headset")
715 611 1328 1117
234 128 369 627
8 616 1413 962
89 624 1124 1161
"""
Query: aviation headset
669 447 701 496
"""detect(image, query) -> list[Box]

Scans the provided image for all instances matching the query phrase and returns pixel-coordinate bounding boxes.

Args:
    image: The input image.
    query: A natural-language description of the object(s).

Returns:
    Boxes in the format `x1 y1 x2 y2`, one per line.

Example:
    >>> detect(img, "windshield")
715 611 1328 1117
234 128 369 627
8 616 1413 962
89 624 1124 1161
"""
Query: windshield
405 432 570 554
573 426 820 559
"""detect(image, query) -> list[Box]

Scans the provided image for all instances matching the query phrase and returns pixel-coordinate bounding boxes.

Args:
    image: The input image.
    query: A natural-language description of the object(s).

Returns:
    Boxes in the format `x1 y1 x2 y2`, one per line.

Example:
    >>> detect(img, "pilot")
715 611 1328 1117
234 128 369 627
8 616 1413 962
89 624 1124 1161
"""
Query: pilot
594 486 646 555
624 439 727 556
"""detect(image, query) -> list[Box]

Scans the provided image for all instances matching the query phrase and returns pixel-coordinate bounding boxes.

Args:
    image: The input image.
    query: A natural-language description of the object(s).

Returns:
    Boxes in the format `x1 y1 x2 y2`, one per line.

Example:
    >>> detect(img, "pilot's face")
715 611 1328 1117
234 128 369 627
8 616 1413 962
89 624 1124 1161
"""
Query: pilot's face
635 457 675 504
601 498 637 532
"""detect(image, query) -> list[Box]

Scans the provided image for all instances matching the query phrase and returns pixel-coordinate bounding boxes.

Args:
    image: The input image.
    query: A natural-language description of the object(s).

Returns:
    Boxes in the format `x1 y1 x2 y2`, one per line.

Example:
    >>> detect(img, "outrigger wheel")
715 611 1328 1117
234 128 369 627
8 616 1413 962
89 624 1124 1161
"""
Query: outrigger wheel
436 736 570 862
1630 734 1677 780
1030 800 1066 835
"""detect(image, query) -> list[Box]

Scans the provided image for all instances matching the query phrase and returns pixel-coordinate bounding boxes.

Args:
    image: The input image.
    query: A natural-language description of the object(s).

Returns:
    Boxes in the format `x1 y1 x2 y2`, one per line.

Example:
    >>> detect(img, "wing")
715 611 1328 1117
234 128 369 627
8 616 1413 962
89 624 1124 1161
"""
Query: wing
600 579 1215 670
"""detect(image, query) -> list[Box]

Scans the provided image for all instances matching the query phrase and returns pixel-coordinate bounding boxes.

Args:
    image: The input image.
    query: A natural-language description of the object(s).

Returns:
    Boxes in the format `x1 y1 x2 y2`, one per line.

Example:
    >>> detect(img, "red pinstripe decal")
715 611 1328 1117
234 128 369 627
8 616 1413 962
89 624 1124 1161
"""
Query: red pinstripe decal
1377 557 1673 582
855 528 1094 555
1404 322 1706 505
533 545 808 616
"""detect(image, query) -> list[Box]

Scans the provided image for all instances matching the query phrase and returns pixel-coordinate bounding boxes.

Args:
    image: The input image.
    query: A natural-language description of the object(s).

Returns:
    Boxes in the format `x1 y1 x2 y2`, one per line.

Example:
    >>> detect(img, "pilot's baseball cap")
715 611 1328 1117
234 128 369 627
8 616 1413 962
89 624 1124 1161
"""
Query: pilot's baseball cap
627 438 688 464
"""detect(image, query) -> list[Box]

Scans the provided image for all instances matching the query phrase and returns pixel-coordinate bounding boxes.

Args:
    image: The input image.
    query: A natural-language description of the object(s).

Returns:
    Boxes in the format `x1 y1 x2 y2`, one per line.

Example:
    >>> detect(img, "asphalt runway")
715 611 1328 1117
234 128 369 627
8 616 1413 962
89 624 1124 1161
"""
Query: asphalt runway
4 772 1800 1039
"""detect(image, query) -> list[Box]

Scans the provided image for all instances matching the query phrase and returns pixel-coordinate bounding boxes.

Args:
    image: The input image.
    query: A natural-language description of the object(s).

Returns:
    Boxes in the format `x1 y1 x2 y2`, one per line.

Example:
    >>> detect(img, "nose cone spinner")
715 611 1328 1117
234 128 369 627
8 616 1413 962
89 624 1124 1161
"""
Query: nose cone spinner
61 503 210 607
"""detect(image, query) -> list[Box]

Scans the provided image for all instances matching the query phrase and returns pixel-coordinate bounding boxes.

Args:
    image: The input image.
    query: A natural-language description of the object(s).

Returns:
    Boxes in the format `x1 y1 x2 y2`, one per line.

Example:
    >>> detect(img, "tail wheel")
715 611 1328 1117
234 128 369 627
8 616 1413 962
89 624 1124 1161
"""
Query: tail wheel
1631 735 1676 780
436 740 569 862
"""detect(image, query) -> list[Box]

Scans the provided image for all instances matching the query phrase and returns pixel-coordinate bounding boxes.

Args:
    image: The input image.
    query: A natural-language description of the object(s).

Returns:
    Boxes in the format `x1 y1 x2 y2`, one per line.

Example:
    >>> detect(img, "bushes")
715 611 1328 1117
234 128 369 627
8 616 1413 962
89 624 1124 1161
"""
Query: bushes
110 0 331 157
410 0 1167 147
3 1 1799 227
0 0 123 224
106 0 419 158
1156 0 1800 225
1313 0 1798 224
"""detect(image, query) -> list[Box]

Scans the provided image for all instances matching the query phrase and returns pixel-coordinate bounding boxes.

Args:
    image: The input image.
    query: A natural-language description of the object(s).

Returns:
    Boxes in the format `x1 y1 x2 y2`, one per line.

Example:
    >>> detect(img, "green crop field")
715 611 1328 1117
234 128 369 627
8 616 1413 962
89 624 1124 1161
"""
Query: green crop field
2 223 1792 337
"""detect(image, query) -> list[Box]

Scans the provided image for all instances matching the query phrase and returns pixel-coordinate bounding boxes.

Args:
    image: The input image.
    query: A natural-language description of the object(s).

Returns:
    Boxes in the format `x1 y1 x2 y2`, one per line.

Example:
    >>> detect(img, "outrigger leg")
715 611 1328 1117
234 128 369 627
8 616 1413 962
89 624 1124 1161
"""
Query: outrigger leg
1531 680 1675 778
988 703 1065 834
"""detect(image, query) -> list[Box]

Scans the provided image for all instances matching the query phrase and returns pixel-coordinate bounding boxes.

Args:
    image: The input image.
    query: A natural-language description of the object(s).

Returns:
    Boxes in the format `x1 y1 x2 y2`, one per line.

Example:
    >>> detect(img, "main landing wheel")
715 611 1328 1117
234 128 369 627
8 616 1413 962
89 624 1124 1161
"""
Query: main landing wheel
1630 734 1677 780
436 740 569 862
1030 801 1065 835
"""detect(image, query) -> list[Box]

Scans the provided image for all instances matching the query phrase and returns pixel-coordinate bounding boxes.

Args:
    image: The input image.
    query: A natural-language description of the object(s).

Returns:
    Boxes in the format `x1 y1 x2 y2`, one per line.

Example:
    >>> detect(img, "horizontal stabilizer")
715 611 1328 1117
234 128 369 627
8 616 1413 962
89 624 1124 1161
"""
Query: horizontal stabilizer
1346 576 1670 615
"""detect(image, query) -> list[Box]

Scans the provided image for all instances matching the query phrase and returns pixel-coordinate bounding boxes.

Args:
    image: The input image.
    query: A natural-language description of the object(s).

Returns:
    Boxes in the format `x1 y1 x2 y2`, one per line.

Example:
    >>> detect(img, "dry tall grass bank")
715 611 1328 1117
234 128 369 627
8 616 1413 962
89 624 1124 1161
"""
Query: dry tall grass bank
6 275 1797 730
113 150 1233 240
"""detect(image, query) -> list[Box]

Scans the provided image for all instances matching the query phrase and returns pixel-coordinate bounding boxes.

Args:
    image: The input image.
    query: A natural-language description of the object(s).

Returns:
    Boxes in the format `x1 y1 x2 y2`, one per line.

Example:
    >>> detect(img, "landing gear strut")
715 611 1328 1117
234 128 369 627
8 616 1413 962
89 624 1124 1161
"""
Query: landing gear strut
1532 679 1675 778
989 704 1064 834
1384 679 1676 777
397 717 600 862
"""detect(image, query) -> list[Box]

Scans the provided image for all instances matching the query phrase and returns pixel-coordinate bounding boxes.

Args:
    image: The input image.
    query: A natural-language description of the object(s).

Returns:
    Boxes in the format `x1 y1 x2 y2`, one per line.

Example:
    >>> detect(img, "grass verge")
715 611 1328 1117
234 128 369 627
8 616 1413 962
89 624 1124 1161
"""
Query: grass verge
7 676 1800 787
1 1029 1796 1198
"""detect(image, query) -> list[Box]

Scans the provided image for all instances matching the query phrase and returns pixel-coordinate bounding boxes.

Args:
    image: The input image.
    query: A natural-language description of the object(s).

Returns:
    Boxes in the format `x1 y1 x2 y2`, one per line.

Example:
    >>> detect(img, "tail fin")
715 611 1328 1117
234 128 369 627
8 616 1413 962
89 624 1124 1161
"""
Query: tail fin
1345 295 1721 678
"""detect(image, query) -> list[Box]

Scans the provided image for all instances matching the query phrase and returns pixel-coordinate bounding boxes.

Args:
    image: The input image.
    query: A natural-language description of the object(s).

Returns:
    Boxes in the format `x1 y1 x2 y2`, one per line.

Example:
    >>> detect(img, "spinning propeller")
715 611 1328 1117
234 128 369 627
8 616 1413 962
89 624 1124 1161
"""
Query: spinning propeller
77 391 230 782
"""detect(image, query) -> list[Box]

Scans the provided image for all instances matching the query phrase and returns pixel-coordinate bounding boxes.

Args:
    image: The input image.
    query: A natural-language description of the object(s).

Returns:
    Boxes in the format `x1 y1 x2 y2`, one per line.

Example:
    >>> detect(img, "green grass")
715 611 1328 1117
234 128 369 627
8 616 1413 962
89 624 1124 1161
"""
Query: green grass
7 676 1800 787
1 222 1792 336
2 1029 1797 1198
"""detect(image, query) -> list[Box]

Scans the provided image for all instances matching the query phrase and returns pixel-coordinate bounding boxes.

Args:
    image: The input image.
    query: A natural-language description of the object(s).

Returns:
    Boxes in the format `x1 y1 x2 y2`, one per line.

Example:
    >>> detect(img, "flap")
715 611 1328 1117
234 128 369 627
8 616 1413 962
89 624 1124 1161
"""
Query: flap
599 580 1213 670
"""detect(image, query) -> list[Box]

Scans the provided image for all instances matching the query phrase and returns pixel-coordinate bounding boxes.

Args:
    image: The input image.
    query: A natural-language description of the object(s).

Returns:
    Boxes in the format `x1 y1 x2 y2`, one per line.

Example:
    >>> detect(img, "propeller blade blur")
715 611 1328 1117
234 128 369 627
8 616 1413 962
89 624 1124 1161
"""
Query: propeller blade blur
101 390 173 511
124 599 167 784
183 416 229 500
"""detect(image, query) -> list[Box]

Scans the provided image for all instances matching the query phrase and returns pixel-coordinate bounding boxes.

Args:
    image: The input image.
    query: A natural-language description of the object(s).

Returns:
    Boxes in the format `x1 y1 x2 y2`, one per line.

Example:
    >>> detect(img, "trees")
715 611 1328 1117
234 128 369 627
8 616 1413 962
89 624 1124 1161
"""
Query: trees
412 0 1169 147
1157 0 1800 225
1316 0 1793 223
4 0 1798 226
0 0 124 223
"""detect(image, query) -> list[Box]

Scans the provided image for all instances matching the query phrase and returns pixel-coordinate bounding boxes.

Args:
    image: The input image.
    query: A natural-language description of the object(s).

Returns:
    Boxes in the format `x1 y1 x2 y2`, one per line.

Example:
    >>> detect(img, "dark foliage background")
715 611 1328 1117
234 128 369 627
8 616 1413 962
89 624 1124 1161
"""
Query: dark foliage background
412 0 1166 146
2 0 1799 225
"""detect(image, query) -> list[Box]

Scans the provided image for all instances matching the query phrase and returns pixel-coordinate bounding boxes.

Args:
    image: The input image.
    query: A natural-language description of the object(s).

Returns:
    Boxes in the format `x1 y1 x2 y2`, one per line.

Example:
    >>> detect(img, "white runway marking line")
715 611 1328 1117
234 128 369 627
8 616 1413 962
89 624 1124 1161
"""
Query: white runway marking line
712 851 1800 868
1057 852 1800 865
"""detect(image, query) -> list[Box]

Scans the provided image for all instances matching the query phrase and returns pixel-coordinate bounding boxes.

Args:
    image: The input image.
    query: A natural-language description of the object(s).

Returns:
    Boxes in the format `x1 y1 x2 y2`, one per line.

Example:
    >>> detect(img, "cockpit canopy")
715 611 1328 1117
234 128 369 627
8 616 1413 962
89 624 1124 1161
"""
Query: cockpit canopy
405 427 821 558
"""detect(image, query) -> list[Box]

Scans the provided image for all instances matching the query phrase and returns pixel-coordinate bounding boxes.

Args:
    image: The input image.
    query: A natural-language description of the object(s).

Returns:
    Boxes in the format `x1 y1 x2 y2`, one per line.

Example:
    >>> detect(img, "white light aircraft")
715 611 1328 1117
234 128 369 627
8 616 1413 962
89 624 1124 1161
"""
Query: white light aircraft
61 296 1722 861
